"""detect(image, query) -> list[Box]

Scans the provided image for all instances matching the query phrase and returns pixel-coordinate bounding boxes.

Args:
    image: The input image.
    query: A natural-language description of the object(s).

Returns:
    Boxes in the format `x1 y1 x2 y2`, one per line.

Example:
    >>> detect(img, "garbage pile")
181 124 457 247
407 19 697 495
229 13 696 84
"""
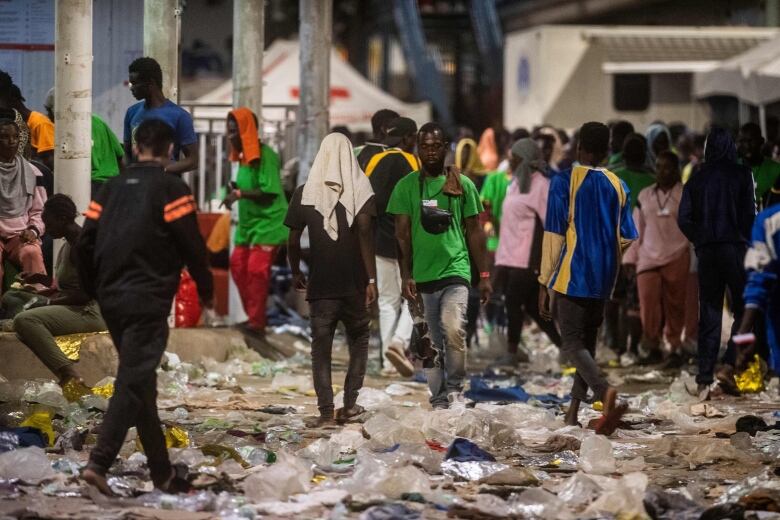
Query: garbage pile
0 336 779 519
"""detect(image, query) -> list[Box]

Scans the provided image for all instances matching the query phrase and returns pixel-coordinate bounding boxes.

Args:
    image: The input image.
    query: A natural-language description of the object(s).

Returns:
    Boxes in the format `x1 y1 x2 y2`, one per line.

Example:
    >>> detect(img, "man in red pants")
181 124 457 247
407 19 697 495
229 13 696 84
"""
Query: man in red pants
223 108 288 341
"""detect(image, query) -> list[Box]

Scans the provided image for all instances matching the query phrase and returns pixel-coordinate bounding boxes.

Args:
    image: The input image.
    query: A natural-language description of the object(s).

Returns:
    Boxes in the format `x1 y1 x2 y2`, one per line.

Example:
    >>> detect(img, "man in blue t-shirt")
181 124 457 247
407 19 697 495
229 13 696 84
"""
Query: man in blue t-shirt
123 57 198 175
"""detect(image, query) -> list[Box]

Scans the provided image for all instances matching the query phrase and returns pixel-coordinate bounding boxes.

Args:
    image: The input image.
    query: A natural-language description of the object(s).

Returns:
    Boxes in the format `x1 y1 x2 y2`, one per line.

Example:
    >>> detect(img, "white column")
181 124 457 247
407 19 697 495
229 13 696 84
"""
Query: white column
296 0 332 184
759 104 768 139
228 0 266 325
54 0 93 214
233 0 264 113
144 0 181 101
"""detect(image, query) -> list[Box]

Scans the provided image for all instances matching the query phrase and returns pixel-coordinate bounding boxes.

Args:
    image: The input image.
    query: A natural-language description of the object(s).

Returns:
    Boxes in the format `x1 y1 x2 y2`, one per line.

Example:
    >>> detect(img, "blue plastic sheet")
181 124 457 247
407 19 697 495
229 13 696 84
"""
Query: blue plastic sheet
464 376 567 404
445 438 496 462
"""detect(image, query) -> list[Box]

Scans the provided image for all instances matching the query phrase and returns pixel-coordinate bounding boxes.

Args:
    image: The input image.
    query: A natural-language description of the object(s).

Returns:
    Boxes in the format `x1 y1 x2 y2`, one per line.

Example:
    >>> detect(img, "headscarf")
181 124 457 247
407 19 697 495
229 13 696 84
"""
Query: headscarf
455 138 487 176
645 123 672 167
0 155 36 219
539 126 564 170
0 109 30 159
703 127 738 164
511 138 546 194
302 133 374 241
228 107 261 165
477 128 499 170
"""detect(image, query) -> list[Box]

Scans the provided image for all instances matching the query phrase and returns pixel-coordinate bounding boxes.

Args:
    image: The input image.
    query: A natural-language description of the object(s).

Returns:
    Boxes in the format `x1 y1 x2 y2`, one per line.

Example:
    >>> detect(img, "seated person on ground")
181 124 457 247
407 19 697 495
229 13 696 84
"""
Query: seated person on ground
13 194 106 389
0 118 47 291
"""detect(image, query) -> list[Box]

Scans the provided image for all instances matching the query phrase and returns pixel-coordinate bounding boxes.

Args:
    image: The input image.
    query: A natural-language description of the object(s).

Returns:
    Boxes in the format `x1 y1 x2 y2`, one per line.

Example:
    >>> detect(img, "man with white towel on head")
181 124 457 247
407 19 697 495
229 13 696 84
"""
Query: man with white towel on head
285 133 378 426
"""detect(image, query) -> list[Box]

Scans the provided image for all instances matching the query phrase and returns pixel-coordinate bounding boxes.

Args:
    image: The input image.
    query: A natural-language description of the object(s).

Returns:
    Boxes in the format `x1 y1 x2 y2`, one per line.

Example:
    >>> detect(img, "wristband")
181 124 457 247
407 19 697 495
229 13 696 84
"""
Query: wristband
479 271 490 279
368 278 376 284
733 333 756 345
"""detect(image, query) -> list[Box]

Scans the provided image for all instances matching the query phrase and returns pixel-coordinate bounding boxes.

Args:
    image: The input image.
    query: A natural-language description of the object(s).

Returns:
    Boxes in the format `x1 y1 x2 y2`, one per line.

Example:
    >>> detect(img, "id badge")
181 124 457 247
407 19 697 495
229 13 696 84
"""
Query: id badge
423 199 438 208
657 207 671 217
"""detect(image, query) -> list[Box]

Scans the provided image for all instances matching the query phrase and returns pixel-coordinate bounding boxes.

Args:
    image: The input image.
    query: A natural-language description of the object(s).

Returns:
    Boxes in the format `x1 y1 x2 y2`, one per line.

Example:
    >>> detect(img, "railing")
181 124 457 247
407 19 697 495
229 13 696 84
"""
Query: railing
179 102 298 210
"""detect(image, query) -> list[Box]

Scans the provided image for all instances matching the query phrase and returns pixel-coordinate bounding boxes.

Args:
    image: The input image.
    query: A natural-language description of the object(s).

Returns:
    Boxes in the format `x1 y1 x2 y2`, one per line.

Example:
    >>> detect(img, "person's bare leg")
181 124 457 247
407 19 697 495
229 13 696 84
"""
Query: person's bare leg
564 398 581 426
82 466 115 496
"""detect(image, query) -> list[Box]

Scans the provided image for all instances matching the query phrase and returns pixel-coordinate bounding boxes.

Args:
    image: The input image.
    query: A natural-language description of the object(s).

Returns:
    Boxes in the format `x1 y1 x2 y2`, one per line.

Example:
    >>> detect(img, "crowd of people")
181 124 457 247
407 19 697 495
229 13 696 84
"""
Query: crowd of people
1 55 779 495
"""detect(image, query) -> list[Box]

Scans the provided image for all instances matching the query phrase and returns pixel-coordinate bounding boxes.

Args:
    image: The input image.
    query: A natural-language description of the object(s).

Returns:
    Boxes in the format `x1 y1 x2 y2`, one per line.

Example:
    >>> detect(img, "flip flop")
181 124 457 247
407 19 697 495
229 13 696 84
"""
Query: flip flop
385 349 414 377
594 403 629 436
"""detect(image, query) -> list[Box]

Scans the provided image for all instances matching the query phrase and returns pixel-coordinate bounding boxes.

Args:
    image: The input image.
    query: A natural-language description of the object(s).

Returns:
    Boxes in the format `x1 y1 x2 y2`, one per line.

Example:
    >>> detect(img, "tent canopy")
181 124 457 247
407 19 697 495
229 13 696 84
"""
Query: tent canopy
190 40 431 132
694 35 780 106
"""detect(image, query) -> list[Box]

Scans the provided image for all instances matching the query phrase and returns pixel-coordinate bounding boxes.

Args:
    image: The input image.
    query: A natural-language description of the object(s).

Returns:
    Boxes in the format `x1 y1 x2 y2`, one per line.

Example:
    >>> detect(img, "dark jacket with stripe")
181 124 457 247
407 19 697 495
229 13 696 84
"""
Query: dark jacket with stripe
77 162 213 315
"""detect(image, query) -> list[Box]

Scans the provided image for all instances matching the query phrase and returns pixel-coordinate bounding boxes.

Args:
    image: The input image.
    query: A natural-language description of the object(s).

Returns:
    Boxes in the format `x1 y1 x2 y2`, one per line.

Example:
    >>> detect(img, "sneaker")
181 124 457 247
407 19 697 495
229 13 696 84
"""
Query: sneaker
448 392 467 412
662 352 687 370
385 340 414 378
620 352 638 368
638 349 664 366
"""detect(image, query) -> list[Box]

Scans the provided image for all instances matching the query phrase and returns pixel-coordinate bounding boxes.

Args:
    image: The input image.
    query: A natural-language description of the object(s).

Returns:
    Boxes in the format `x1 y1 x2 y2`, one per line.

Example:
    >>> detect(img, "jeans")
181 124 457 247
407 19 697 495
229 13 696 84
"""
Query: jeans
495 266 561 350
557 293 609 403
231 245 277 330
376 255 413 349
696 243 745 385
14 302 106 375
88 307 171 487
309 295 370 416
421 284 468 407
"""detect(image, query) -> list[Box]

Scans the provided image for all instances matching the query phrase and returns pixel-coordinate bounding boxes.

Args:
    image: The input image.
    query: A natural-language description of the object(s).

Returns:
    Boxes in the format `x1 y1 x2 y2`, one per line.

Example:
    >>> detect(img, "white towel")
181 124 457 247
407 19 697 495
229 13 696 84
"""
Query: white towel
301 133 374 241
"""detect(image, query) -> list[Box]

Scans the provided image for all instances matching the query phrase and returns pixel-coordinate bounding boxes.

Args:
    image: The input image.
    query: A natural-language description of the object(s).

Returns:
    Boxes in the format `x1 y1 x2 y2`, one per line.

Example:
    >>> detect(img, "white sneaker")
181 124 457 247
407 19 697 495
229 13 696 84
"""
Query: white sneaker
447 392 467 412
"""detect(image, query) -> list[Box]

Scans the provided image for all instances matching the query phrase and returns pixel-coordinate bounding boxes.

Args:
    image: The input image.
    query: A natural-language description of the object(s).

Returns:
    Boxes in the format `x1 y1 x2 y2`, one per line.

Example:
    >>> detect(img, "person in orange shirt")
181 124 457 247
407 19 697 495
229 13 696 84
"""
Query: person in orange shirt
1 84 54 171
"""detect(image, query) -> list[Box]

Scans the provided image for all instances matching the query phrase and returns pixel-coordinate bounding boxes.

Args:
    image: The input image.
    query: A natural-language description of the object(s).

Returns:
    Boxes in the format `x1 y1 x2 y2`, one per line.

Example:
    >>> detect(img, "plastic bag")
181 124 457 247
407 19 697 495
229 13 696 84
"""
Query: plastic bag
174 270 202 328
579 435 616 474
585 472 648 516
557 472 602 506
243 451 312 502
270 373 313 394
0 446 54 482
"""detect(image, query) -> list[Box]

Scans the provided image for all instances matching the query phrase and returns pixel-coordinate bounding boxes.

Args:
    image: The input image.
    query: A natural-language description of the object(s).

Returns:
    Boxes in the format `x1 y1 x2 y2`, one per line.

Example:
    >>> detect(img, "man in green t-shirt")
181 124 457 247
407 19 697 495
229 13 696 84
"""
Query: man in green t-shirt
90 115 124 196
480 169 511 252
222 108 289 338
43 89 124 197
738 122 780 209
388 122 491 409
613 133 656 210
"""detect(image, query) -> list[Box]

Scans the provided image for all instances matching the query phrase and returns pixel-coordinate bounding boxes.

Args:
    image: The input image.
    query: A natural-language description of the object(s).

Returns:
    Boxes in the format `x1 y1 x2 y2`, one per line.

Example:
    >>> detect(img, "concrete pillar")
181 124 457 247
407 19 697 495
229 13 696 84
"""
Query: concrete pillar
768 0 780 27
233 0 264 113
54 0 92 214
226 0 266 325
144 0 181 101
296 0 332 184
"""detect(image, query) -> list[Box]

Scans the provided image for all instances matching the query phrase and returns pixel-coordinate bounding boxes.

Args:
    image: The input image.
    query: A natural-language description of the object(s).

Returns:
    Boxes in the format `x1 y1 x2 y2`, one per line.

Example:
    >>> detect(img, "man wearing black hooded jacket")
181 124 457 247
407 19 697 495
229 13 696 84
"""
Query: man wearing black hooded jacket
678 127 756 394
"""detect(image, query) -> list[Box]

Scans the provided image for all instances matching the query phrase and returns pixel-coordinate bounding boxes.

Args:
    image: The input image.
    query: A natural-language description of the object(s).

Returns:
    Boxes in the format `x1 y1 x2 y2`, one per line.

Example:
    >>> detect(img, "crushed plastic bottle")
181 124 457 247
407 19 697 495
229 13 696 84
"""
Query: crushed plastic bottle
585 472 648 516
556 471 602 506
579 435 616 474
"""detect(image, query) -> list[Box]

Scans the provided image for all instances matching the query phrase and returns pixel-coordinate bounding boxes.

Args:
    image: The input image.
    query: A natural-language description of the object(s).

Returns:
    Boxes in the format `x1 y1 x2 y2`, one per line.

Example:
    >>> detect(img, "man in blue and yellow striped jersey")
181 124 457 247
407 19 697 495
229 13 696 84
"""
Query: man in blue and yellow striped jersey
538 122 638 433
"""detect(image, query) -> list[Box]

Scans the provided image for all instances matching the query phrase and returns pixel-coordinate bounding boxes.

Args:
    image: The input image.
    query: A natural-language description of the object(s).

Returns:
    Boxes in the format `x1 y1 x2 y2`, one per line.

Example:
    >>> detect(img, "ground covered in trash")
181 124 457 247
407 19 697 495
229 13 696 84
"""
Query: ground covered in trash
0 327 778 520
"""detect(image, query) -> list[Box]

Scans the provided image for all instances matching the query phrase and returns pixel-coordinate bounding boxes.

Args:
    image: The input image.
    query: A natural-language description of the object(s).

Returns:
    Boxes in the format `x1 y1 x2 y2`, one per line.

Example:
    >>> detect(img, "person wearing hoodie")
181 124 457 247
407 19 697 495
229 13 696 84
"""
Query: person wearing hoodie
645 123 672 171
222 108 288 341
678 127 756 395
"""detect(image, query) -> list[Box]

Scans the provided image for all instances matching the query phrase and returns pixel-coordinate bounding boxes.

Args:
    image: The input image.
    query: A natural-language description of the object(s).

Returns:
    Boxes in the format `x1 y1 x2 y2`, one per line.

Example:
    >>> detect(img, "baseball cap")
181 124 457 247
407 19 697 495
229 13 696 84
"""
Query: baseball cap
385 117 418 146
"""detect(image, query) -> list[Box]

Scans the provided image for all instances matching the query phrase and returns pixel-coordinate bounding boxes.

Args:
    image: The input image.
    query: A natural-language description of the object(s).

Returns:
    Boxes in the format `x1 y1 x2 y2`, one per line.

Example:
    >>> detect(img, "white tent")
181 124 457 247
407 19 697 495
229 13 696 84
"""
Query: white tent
693 36 780 106
189 40 431 132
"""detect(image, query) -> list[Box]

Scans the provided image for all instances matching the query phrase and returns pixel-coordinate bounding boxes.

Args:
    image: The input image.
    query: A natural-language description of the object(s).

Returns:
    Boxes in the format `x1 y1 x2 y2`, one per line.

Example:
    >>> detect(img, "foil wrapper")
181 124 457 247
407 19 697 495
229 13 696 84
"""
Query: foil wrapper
55 331 108 361
165 425 190 448
735 354 766 394
441 460 509 481
62 379 91 403
91 381 114 399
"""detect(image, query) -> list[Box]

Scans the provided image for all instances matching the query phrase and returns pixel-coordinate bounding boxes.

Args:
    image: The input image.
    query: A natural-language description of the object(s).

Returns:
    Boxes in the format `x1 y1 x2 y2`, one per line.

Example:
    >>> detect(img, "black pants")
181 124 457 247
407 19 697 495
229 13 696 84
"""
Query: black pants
88 307 171 487
696 243 745 385
495 266 561 349
309 295 370 416
557 294 608 403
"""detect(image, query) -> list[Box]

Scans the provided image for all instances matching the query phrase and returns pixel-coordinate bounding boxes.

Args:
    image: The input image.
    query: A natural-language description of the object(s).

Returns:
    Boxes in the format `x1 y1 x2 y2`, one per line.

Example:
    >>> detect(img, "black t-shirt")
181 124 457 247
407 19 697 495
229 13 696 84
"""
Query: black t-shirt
357 143 386 172
284 186 376 300
368 151 417 259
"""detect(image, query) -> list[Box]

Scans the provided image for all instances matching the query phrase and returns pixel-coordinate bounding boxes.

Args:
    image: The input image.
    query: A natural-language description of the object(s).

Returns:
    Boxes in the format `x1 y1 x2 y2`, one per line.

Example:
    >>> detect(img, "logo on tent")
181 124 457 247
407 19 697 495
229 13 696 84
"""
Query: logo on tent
290 87 351 100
